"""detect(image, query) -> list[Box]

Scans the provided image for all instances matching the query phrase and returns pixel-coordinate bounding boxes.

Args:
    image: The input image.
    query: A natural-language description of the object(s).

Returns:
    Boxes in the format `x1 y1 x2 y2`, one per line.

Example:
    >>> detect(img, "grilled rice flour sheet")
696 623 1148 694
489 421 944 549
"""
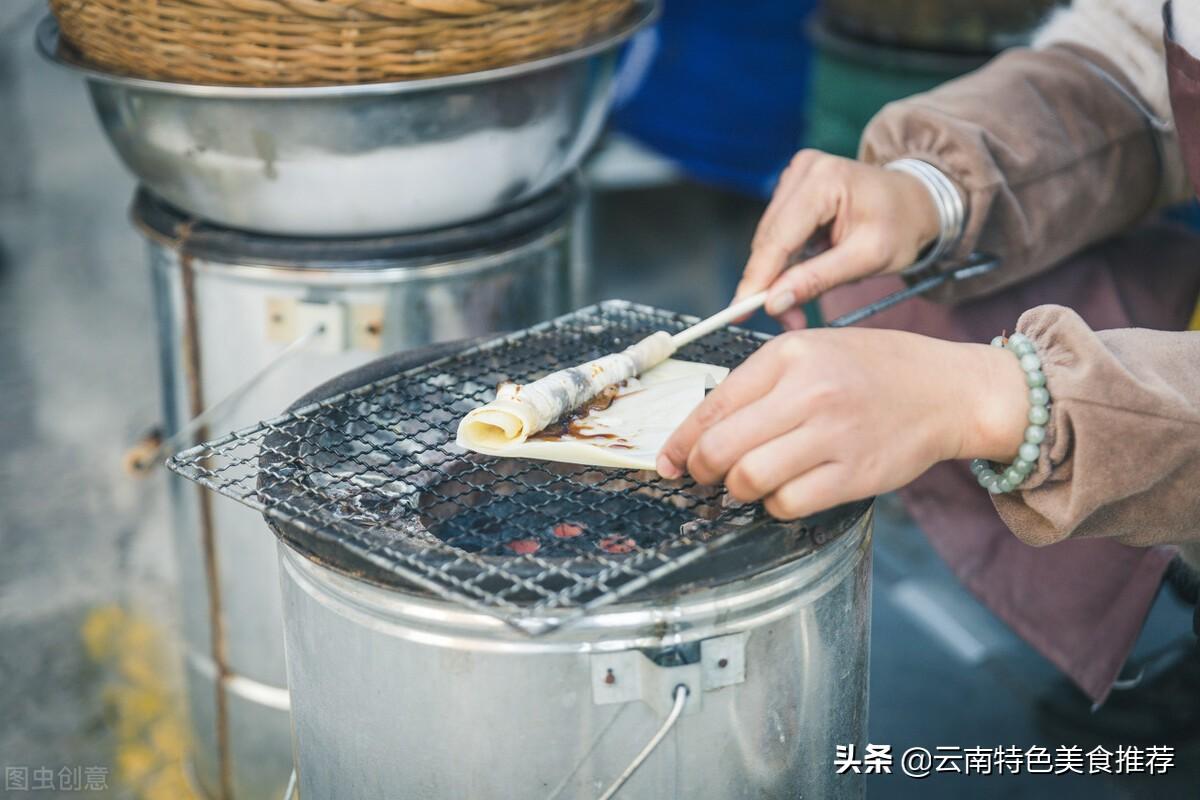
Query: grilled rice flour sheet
456 332 728 469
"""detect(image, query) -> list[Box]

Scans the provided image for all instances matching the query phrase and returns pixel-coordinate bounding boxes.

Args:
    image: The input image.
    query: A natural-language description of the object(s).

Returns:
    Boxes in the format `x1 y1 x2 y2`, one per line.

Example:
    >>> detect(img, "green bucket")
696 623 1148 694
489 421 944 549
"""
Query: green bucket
805 17 991 158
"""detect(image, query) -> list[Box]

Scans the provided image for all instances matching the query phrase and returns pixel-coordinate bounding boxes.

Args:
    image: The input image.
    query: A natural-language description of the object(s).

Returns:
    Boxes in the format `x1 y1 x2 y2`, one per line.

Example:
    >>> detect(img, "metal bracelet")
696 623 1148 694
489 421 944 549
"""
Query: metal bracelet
884 158 965 275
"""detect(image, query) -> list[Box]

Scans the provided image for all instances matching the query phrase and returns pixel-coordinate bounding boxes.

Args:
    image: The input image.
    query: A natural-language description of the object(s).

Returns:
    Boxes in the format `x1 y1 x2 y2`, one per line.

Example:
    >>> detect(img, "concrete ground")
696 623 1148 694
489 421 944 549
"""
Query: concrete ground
0 5 188 799
0 6 1196 799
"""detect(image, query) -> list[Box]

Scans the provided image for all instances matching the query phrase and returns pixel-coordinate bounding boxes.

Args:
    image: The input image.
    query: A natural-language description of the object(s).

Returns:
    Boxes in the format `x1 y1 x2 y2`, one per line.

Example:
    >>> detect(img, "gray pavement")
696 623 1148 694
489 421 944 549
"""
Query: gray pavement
1 6 176 797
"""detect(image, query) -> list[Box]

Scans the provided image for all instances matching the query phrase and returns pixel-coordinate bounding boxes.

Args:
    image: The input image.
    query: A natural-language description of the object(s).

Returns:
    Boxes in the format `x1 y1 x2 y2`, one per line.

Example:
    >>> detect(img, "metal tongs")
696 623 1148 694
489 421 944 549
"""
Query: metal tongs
671 251 998 348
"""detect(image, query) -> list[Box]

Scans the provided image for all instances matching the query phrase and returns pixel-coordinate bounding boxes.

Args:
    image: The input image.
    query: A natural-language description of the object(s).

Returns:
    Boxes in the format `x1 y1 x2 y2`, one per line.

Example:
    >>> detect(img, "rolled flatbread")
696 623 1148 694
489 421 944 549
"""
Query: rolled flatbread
457 330 674 450
456 357 728 470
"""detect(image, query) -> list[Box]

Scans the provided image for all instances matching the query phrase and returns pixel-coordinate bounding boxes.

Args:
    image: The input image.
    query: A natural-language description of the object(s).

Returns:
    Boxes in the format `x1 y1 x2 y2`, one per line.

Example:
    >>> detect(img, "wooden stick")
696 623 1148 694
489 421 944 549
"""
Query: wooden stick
669 291 767 351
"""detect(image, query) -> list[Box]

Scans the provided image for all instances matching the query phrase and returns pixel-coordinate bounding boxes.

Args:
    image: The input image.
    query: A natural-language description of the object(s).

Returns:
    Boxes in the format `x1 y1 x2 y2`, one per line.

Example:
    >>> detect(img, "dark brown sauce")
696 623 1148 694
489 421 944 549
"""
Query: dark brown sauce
565 420 621 440
529 383 634 449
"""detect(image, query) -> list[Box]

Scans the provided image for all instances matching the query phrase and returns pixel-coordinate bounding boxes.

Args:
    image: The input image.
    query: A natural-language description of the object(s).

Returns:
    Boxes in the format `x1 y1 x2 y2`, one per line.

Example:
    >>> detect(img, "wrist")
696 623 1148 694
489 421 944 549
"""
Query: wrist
954 342 1029 462
888 170 941 254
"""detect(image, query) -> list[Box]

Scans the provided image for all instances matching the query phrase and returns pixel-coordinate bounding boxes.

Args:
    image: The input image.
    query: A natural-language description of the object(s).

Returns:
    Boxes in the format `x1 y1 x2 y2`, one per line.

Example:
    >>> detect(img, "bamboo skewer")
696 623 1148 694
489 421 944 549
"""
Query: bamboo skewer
668 290 767 351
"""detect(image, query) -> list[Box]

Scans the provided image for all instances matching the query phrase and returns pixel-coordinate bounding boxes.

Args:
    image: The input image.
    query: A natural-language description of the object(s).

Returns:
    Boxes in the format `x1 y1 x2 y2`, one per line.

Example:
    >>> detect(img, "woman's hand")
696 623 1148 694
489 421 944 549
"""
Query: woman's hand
738 150 942 327
656 328 1029 520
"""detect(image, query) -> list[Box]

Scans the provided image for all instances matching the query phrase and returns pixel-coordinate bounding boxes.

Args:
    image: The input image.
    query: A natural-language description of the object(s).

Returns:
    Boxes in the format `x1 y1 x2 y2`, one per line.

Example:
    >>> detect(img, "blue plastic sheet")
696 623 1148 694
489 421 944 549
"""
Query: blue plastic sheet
611 0 818 198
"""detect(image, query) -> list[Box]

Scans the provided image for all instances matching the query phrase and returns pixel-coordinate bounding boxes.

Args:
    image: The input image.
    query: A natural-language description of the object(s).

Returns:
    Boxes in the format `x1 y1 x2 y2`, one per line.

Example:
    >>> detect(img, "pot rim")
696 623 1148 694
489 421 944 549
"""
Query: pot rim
131 182 578 279
147 227 570 286
35 2 658 100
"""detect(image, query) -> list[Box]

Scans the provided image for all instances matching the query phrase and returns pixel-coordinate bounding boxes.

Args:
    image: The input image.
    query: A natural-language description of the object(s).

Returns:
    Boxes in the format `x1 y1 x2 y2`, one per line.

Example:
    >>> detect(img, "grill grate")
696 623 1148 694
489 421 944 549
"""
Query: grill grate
167 301 777 635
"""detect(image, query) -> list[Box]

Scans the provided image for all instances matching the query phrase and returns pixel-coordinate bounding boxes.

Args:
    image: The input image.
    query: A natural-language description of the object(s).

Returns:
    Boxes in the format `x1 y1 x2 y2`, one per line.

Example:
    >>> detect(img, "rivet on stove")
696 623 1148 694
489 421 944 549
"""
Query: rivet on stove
604 668 616 685
717 658 729 669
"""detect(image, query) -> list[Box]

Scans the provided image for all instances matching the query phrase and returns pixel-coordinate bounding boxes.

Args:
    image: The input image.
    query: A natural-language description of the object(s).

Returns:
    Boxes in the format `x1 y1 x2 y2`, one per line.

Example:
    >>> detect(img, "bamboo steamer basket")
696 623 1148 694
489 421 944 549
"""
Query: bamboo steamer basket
48 0 636 86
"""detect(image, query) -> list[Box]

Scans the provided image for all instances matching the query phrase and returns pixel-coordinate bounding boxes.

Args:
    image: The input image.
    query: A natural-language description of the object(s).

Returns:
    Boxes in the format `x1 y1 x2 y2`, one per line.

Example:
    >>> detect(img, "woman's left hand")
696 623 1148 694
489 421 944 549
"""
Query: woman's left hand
656 327 1028 519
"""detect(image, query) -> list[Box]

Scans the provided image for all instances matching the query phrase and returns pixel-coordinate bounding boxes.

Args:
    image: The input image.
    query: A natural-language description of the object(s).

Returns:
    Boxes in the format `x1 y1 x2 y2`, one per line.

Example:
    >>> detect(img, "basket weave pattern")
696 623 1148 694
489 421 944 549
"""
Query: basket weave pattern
49 0 635 86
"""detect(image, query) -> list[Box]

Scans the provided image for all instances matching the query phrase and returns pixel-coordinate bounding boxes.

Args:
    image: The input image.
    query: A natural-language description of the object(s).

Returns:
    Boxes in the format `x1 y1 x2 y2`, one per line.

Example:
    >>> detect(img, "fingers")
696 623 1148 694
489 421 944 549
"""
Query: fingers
763 232 883 314
735 153 919 315
721 424 832 502
684 391 807 486
738 193 835 303
762 463 864 521
656 346 786 479
778 307 810 330
752 150 820 251
736 156 837 303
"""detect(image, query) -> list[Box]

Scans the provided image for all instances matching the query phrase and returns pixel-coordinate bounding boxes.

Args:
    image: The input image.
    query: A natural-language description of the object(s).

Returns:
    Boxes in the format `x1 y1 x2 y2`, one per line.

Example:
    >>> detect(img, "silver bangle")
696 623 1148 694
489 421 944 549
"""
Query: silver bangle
884 158 966 275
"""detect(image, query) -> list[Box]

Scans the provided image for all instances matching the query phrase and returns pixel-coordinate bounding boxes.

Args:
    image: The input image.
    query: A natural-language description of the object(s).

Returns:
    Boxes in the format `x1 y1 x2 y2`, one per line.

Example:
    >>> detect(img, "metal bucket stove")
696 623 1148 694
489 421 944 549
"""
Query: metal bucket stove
39 3 657 795
169 303 874 799
136 183 586 799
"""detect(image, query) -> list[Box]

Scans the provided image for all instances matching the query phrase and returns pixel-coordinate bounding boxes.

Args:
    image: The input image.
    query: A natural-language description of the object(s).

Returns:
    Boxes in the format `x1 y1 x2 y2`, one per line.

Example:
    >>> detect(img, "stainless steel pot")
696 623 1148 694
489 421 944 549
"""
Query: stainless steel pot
139 183 585 799
36 4 654 236
277 504 873 799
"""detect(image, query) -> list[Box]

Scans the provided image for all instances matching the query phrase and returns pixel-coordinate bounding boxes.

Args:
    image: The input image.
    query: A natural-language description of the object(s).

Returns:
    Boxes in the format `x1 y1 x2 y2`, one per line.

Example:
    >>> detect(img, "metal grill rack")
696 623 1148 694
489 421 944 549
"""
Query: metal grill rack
168 301 782 635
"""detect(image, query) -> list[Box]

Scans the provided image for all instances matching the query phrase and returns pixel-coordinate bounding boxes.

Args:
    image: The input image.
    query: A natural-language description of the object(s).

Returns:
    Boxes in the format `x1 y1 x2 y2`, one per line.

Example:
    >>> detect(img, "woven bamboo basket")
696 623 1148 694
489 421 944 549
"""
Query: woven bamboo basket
48 0 636 86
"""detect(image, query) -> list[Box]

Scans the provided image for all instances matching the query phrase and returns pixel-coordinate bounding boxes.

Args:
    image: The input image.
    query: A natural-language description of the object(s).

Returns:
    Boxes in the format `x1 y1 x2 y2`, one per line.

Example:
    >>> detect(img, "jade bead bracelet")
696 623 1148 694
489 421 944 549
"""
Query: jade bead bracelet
969 332 1051 494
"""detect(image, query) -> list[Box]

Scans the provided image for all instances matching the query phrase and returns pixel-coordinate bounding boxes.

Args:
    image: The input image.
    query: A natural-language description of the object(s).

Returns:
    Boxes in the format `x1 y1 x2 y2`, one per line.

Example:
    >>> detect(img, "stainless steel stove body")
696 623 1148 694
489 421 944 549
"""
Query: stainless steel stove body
140 183 585 798
278 506 871 799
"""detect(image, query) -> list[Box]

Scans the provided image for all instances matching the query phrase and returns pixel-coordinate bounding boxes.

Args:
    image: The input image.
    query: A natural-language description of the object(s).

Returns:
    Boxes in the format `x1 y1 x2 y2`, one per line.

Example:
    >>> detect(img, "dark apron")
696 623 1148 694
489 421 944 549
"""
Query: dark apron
1167 2 1200 196
1165 0 1200 637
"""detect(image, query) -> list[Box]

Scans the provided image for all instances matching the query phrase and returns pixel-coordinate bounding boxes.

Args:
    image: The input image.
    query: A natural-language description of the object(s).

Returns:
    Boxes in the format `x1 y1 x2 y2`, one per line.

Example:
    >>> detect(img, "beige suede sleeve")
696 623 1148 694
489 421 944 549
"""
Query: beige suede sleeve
859 45 1187 303
992 305 1200 549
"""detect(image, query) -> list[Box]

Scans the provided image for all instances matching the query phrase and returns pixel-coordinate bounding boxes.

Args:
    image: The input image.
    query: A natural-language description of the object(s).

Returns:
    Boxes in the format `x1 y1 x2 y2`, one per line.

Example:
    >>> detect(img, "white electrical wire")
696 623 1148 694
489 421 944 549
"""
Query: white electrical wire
596 684 690 800
282 769 297 800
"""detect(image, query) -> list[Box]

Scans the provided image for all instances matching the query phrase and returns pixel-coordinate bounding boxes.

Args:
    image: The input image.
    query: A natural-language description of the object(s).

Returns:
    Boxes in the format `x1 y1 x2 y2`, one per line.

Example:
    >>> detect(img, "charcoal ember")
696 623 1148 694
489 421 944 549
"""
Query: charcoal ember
507 539 540 555
552 522 584 538
597 536 637 555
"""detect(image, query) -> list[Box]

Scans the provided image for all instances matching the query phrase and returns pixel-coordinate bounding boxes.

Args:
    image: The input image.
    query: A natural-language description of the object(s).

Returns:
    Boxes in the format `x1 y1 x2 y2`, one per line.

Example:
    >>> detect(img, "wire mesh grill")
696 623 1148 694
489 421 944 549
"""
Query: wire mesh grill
167 301 777 635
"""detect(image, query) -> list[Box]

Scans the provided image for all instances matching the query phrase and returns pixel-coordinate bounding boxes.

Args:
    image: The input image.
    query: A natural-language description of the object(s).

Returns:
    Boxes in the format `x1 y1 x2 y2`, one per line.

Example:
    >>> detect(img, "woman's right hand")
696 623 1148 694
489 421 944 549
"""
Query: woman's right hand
736 150 944 328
